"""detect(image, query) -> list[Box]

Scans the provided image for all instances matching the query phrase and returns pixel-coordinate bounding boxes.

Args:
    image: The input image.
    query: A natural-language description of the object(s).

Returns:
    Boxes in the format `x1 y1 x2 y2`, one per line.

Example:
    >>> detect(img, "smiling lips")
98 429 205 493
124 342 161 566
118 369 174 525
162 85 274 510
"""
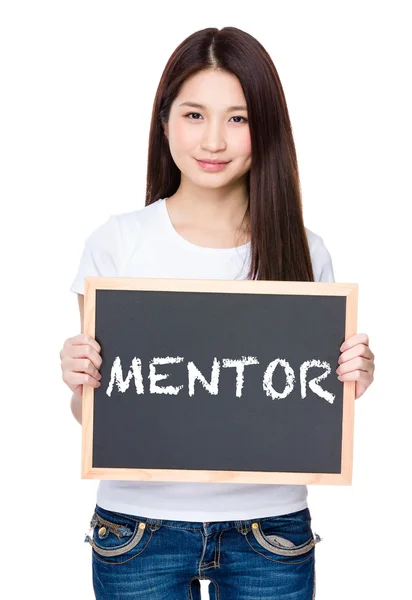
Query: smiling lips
195 158 230 171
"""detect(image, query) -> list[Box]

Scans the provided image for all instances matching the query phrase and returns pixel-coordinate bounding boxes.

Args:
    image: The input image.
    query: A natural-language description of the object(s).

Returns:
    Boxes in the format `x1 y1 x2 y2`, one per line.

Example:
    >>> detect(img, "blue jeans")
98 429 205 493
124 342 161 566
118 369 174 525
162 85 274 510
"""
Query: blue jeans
85 504 321 599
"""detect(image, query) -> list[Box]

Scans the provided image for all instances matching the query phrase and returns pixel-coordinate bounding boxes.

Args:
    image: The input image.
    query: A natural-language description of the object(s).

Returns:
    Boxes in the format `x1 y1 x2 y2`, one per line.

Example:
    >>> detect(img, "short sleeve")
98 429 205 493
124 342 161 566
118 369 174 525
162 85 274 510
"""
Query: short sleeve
311 236 335 283
69 215 121 295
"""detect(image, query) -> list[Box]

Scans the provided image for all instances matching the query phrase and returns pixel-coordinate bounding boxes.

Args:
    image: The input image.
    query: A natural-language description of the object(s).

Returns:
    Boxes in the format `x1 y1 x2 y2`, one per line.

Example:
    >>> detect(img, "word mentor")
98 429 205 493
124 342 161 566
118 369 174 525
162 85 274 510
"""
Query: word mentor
104 355 336 404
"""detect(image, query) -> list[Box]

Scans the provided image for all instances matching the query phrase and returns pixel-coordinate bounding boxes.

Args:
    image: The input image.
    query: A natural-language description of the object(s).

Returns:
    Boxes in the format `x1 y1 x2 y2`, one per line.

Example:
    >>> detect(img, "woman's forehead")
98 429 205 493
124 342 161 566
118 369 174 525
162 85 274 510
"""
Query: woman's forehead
175 69 247 109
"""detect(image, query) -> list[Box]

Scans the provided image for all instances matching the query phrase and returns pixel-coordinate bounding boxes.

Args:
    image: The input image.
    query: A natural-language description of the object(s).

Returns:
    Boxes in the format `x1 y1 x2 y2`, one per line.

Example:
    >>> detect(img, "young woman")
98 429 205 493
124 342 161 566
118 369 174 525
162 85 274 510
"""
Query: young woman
61 26 375 600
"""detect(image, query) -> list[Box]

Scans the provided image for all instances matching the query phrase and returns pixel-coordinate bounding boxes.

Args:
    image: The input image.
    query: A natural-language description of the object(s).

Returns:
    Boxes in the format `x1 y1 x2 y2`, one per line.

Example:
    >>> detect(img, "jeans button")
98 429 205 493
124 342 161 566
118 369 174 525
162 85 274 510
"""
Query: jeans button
98 526 107 537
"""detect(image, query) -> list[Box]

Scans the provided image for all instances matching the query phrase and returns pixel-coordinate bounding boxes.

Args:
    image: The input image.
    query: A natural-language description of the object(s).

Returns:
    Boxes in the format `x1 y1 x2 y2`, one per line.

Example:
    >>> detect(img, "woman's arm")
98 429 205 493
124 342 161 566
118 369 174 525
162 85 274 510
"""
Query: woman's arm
70 294 85 424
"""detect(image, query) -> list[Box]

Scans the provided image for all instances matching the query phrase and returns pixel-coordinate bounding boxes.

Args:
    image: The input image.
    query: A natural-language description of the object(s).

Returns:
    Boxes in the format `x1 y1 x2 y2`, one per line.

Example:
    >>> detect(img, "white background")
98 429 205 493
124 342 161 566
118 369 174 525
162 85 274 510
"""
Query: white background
1 1 411 598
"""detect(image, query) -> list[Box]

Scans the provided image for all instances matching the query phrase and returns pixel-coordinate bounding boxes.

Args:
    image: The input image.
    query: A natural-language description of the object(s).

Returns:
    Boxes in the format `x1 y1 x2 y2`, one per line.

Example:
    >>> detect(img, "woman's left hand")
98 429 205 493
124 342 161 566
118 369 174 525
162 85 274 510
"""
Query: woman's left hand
336 333 375 399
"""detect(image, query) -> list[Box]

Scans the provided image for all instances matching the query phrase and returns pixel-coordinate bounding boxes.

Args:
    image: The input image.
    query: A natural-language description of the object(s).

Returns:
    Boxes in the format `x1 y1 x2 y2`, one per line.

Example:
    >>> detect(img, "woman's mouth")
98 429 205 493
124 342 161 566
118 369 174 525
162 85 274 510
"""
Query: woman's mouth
195 159 230 172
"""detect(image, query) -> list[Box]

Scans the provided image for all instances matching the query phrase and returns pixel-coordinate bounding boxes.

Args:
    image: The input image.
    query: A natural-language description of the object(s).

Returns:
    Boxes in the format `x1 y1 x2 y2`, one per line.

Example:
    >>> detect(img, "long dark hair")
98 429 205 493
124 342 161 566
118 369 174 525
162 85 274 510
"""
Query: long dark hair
145 26 314 282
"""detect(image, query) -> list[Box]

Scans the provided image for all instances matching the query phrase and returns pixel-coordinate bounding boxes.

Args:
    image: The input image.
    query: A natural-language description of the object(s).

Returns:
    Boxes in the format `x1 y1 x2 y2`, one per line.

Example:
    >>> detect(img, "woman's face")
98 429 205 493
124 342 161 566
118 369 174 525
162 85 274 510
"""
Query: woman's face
164 69 251 190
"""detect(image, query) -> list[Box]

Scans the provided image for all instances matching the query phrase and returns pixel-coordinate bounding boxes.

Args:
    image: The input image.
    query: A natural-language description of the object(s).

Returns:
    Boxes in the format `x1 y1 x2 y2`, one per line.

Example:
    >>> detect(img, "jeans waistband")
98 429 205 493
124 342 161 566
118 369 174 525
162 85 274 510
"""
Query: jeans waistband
94 504 311 535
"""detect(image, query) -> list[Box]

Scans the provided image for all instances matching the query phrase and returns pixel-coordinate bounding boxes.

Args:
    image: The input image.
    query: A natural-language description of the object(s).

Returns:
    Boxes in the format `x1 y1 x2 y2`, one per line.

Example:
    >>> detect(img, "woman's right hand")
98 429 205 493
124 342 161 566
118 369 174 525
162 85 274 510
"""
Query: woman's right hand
60 334 102 396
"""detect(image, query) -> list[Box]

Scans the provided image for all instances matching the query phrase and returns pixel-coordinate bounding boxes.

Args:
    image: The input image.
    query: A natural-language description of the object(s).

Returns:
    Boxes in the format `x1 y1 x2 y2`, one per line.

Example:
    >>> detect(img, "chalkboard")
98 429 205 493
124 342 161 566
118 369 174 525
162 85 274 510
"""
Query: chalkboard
81 278 358 485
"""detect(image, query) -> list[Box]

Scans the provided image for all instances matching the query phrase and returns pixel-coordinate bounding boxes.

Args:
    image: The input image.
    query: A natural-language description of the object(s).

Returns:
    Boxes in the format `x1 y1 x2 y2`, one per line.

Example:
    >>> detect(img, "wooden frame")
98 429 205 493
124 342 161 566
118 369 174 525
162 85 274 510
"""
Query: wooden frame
82 277 358 485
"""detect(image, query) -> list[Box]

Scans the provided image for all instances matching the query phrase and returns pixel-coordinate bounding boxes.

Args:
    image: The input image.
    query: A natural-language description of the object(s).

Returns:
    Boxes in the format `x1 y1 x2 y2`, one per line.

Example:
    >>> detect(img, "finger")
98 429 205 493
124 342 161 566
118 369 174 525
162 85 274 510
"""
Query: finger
340 333 369 352
337 369 371 382
338 344 374 364
337 356 371 376
70 344 102 371
61 345 102 381
63 371 101 388
70 357 102 381
66 334 101 354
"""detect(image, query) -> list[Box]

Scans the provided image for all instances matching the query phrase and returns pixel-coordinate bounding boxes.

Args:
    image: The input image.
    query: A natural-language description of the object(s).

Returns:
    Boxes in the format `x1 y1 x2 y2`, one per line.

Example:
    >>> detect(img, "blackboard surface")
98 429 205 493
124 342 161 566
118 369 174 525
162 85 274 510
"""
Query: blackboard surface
92 288 346 475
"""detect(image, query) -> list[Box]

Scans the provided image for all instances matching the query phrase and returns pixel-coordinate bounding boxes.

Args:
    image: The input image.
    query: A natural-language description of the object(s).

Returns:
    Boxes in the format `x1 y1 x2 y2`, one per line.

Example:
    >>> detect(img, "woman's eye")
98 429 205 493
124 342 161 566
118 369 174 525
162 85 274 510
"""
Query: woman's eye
185 112 202 120
184 113 247 123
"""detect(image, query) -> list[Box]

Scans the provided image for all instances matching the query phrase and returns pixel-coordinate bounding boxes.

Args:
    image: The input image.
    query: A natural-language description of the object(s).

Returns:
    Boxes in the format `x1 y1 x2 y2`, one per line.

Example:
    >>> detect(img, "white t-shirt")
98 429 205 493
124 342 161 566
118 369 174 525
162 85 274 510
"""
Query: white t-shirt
70 197 335 521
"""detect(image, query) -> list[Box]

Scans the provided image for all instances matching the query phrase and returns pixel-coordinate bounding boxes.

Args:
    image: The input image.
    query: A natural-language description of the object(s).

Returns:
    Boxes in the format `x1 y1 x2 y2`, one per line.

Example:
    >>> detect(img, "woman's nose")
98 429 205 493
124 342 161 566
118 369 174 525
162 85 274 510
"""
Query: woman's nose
201 123 227 153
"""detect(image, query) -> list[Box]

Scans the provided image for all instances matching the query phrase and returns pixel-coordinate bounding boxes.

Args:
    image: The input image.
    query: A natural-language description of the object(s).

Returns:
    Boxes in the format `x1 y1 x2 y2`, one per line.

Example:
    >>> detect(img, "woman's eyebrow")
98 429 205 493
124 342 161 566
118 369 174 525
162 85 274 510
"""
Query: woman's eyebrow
178 101 247 111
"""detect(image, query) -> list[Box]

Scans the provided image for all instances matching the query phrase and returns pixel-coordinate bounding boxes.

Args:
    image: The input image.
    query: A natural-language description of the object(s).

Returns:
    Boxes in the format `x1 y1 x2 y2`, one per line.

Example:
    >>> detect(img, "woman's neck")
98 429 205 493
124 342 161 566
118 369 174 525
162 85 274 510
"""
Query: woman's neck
165 181 250 249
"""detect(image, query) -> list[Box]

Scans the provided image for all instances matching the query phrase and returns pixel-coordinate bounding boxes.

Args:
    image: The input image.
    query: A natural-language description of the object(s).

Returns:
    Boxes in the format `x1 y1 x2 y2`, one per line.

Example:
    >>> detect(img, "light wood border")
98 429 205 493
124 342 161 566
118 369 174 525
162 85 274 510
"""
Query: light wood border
82 277 358 485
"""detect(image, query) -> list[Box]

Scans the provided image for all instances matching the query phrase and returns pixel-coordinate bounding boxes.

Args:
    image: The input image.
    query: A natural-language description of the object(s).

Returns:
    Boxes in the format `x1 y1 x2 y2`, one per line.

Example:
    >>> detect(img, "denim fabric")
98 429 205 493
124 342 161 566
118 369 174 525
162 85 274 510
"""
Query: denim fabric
85 504 321 599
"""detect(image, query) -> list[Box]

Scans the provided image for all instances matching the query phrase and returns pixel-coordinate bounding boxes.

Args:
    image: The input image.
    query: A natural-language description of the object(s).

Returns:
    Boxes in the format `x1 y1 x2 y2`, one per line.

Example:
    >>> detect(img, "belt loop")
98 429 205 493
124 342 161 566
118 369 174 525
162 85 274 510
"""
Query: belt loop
146 517 162 531
90 510 98 529
237 520 249 535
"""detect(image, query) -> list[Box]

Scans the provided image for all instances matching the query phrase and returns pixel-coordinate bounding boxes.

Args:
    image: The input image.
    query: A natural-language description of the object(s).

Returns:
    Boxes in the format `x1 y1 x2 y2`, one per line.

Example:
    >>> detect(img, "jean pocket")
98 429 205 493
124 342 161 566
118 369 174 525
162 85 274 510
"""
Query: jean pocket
246 513 321 563
85 507 150 560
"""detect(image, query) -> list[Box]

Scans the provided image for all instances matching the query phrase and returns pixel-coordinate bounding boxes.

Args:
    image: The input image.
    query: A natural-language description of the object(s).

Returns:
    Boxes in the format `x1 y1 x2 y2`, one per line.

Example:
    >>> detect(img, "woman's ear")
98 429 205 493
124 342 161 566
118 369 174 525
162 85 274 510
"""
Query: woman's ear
163 122 169 140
